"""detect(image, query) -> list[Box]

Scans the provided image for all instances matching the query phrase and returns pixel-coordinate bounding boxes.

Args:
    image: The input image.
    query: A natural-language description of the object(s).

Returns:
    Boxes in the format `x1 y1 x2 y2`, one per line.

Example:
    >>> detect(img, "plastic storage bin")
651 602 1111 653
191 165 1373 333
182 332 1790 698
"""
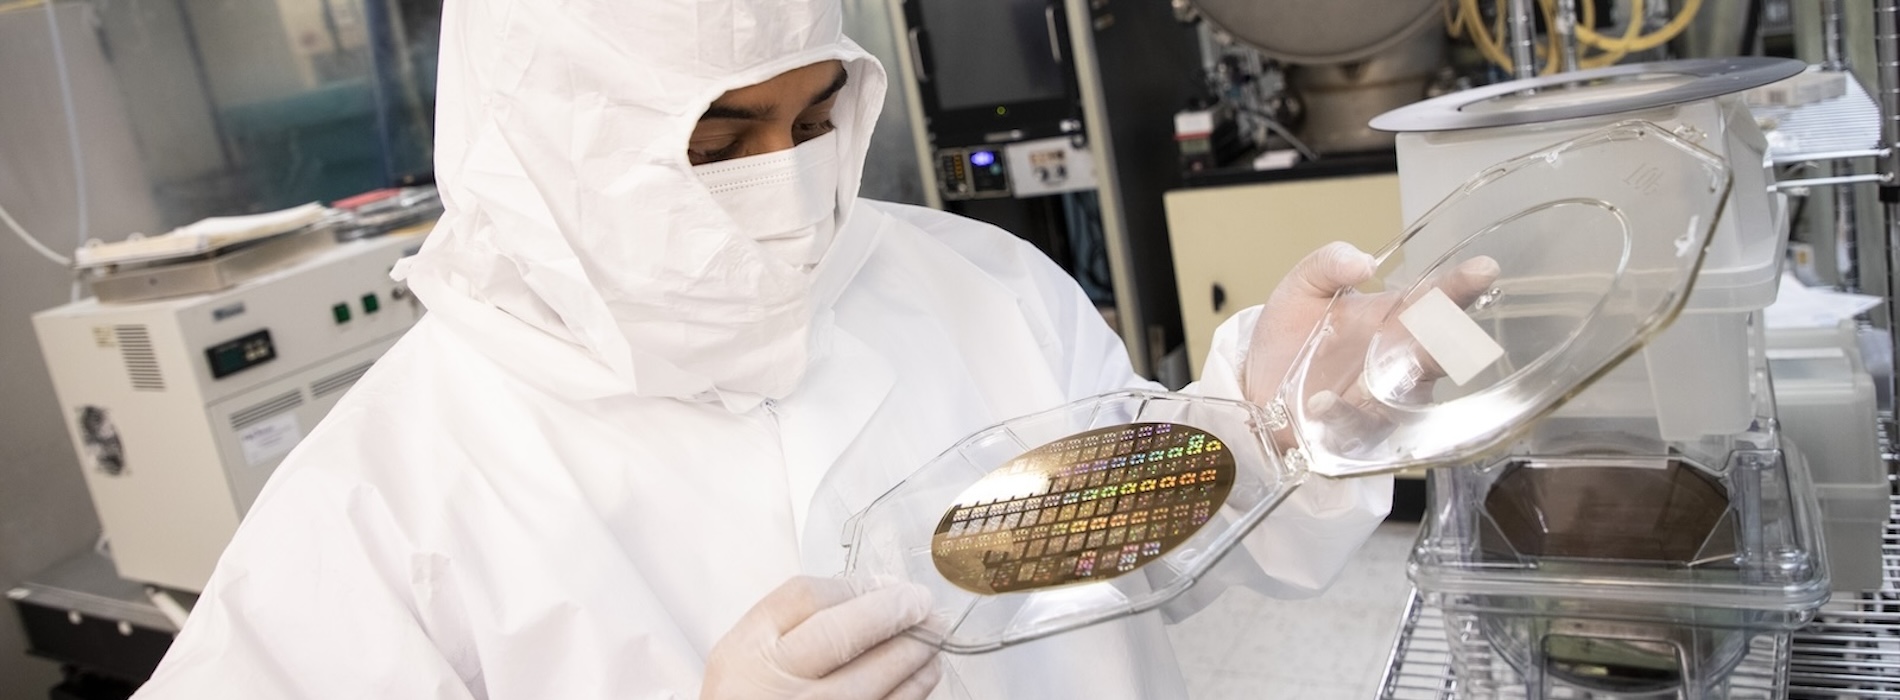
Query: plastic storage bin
1413 446 1829 699
1370 59 1832 700
1373 58 1805 445
1769 320 1888 592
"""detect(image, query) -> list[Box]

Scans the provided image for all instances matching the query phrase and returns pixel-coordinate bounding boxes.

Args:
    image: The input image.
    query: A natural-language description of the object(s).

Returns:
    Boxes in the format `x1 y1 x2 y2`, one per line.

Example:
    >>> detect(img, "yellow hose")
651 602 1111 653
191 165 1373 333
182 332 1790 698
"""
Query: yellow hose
1577 0 1642 68
1576 0 1702 52
1461 0 1522 72
1454 0 1693 73
1539 0 1561 75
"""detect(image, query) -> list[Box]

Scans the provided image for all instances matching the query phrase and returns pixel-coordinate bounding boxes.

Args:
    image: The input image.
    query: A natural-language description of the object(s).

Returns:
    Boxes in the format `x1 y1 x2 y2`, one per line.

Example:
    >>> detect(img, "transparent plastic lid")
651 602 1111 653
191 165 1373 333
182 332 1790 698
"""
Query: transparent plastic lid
1280 121 1731 478
840 122 1731 653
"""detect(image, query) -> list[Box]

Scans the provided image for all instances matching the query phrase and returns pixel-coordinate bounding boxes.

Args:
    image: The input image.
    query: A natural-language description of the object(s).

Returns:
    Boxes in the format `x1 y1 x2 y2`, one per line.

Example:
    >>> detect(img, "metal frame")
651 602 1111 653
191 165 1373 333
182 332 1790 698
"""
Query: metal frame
1785 495 1900 698
1060 0 1149 375
1378 488 1900 698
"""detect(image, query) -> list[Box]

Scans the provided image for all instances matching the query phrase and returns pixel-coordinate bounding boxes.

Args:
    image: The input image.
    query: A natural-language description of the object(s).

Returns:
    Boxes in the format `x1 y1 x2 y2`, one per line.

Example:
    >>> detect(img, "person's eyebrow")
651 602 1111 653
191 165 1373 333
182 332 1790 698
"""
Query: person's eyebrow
808 67 848 108
700 103 769 121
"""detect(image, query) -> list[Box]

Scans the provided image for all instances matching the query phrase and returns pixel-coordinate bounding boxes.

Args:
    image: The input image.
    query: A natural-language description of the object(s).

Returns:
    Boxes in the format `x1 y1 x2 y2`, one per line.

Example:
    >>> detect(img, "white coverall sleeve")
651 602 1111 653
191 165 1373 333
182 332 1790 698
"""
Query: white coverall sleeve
133 468 482 700
1000 235 1391 605
1182 306 1394 603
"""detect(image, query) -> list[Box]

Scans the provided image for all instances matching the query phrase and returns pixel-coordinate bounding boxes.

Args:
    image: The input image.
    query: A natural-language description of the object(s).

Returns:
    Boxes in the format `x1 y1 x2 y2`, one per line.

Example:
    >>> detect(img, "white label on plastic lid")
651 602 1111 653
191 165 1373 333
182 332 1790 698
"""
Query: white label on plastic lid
1398 287 1504 386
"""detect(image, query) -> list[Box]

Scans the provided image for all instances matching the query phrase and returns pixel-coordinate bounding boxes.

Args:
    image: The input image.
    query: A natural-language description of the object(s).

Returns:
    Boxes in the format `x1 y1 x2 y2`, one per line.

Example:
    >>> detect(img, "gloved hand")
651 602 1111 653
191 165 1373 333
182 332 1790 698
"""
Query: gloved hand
1243 241 1500 406
701 576 942 700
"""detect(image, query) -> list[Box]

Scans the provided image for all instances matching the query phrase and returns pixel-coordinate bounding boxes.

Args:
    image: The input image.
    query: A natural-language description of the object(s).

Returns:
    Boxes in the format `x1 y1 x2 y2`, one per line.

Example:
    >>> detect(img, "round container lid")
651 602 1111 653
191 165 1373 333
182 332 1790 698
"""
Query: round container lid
1191 0 1440 65
1280 122 1732 479
1370 58 1805 133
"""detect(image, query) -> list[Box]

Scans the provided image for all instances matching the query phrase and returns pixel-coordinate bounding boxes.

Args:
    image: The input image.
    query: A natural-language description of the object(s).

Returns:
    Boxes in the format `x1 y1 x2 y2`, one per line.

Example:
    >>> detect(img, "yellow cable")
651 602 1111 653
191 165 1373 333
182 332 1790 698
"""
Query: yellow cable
1464 0 1695 73
1466 0 1570 75
1491 0 1508 59
1465 0 1521 72
1539 0 1561 75
1573 0 1618 68
1445 0 1467 40
1576 0 1700 53
1461 0 1682 74
1561 0 1635 68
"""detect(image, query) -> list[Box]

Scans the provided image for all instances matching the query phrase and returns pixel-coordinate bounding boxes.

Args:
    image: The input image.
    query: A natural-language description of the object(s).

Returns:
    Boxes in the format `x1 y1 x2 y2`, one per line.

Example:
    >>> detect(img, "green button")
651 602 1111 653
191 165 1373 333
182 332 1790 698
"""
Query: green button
332 303 350 324
361 293 380 314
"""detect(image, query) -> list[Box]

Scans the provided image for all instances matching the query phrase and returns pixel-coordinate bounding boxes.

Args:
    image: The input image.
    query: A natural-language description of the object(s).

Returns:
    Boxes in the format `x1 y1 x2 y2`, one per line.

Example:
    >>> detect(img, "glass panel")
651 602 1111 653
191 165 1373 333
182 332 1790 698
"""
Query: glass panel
27 0 443 233
915 0 1065 111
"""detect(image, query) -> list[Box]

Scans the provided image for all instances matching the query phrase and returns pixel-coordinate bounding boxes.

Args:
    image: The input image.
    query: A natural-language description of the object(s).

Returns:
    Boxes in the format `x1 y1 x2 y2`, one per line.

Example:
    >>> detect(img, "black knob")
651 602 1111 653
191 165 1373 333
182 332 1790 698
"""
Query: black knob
1212 283 1227 312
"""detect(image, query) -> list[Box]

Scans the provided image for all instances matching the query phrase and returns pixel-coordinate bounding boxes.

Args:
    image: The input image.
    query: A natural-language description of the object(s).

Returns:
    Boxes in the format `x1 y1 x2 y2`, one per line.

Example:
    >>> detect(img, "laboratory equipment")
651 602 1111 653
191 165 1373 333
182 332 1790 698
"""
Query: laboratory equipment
72 203 335 304
32 231 427 593
1171 102 1249 173
894 0 1200 377
844 121 1753 653
1369 57 1832 699
1183 0 1444 154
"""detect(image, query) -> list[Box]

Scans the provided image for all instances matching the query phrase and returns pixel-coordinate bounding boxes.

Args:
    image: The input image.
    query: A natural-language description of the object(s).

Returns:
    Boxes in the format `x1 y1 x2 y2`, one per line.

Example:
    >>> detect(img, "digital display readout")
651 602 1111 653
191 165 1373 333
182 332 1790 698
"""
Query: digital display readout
205 329 276 379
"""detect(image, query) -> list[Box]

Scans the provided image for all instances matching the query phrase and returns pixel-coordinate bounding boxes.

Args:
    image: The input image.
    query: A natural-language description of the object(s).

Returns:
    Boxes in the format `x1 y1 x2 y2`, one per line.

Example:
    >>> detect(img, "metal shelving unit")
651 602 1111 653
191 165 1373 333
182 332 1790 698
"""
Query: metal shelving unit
1784 493 1900 698
1377 490 1900 699
1377 0 1900 694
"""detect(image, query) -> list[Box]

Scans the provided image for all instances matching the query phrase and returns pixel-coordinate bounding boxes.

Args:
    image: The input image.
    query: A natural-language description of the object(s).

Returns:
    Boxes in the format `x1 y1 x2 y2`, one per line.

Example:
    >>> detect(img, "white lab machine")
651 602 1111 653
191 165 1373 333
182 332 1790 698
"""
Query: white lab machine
1370 58 1840 699
33 231 427 593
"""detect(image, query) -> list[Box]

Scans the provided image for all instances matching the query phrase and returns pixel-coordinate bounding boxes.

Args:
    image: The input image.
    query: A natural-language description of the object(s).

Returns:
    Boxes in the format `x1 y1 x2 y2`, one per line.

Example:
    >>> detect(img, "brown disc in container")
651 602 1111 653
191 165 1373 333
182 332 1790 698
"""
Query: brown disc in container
931 422 1237 596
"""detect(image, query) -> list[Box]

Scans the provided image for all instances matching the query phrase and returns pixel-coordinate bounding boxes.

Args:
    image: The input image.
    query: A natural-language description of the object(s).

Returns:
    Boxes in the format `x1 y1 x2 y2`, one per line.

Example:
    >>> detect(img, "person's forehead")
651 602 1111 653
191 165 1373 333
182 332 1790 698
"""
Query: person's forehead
715 61 846 103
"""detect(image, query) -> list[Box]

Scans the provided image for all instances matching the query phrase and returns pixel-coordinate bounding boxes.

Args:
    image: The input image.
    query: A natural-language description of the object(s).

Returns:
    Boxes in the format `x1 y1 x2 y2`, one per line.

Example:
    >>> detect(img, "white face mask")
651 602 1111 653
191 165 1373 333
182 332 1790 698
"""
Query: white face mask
692 131 841 270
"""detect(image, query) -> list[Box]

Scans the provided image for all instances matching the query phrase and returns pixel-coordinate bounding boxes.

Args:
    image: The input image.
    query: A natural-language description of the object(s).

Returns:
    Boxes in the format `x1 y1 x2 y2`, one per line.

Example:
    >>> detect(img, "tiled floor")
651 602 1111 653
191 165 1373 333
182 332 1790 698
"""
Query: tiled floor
1167 519 1421 699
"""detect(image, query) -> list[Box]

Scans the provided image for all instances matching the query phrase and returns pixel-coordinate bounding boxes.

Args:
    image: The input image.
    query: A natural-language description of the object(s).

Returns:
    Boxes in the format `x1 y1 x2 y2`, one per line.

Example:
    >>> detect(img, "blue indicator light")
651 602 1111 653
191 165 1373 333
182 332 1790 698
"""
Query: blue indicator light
970 151 996 167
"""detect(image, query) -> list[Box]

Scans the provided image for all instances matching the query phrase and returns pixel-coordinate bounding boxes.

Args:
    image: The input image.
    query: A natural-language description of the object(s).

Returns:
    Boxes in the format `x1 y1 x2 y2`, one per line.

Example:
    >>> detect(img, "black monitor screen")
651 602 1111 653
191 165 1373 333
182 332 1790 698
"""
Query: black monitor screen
918 0 1066 112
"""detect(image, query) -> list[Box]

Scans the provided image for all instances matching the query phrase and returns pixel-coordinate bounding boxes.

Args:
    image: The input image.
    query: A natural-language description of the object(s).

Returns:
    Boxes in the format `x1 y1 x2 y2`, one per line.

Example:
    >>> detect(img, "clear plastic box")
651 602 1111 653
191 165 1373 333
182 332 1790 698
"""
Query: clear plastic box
1412 447 1829 618
1437 603 1792 699
1415 445 1828 700
1407 310 1829 699
1769 321 1888 591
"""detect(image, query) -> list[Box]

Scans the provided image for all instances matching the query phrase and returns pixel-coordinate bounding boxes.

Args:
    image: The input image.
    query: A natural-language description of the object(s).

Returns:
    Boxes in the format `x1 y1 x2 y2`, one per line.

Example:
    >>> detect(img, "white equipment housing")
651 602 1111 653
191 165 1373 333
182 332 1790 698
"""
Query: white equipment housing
33 233 426 592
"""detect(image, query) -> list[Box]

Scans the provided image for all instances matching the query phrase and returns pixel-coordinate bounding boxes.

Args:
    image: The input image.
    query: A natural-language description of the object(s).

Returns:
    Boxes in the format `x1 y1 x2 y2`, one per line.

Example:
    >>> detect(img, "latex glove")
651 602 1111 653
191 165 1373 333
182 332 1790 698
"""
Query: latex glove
1243 241 1501 406
701 576 942 700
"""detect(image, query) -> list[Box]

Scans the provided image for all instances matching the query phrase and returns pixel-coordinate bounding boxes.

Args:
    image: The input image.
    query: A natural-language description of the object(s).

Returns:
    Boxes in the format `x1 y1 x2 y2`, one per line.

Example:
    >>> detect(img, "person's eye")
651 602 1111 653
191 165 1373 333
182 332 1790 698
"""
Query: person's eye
793 119 836 141
689 140 744 164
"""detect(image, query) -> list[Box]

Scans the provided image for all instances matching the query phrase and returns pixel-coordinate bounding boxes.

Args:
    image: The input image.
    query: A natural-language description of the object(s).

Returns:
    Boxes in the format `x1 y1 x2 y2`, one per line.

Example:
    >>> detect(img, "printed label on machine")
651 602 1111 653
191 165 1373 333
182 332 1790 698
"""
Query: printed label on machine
238 413 303 467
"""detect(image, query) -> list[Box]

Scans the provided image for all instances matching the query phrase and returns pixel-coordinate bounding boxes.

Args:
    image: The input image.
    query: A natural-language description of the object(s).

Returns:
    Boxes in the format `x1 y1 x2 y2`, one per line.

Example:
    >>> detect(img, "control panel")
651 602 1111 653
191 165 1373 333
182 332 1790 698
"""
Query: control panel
937 147 1012 200
204 330 276 379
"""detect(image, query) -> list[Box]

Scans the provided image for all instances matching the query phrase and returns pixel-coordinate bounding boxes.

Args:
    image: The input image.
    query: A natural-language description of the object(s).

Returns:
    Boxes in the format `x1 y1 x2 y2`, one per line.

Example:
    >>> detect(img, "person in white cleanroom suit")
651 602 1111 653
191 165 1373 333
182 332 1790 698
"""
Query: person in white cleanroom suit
133 0 1410 698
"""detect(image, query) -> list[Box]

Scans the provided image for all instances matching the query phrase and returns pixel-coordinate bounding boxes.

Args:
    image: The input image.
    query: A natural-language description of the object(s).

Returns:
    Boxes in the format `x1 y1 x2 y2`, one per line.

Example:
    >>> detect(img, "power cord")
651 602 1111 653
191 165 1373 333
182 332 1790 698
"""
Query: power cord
1 201 73 266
